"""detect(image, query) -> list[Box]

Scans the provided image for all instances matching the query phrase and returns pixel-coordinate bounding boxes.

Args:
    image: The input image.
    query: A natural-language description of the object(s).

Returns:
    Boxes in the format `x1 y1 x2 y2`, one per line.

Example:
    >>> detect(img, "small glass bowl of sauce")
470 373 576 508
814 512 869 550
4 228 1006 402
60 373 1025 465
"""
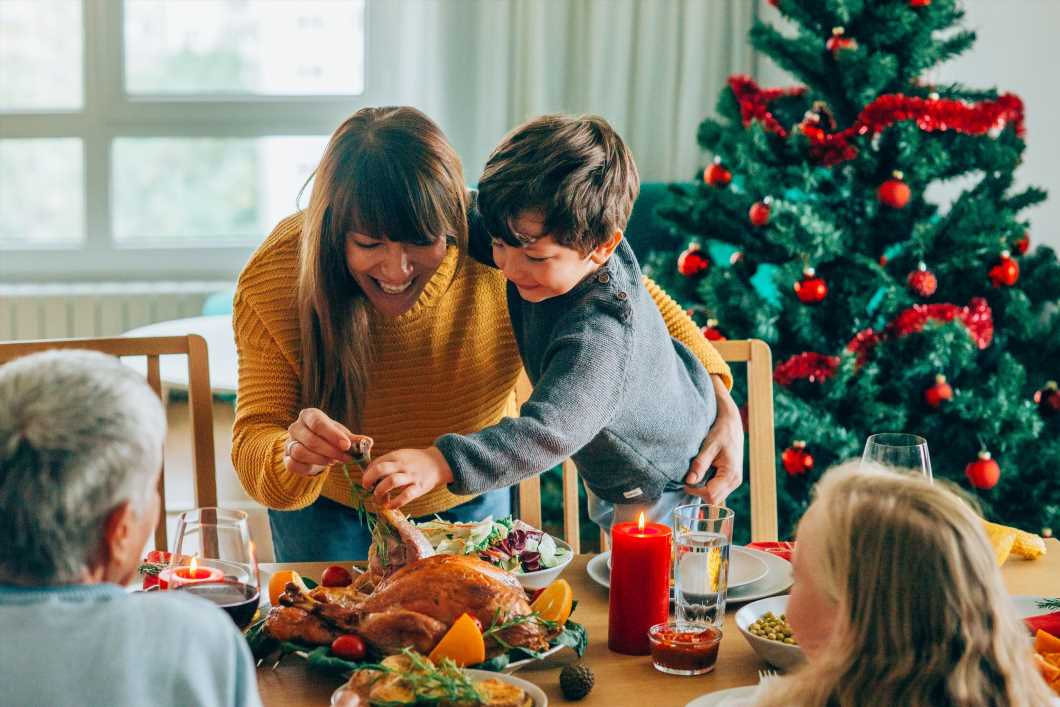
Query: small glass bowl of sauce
648 622 723 676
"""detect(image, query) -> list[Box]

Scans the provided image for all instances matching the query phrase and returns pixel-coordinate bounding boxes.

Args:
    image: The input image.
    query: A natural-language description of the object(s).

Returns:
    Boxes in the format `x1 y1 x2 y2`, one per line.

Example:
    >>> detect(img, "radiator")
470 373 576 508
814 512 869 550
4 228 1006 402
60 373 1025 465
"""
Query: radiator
0 282 233 341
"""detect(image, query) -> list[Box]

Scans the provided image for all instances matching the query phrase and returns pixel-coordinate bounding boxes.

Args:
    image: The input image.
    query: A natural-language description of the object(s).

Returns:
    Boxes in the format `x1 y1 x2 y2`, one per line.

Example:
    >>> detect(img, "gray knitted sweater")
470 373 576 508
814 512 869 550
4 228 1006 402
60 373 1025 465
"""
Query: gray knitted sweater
435 232 717 505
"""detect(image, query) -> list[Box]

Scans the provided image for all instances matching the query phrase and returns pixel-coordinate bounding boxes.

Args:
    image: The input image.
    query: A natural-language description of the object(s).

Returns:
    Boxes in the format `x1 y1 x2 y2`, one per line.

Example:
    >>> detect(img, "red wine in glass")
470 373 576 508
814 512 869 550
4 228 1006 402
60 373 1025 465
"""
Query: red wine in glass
178 580 260 629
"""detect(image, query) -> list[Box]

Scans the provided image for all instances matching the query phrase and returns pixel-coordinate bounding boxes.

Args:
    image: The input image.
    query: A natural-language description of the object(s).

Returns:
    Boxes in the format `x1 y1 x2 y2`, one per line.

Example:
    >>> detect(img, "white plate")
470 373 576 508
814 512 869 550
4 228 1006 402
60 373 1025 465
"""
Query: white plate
589 547 777 594
726 548 793 604
684 685 757 706
330 668 548 707
606 546 767 590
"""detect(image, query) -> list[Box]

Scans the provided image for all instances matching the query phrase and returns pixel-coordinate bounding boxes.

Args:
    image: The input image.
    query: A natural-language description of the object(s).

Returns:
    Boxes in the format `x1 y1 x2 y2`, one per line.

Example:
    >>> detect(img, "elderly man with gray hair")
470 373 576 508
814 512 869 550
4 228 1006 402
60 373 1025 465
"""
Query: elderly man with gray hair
0 349 262 707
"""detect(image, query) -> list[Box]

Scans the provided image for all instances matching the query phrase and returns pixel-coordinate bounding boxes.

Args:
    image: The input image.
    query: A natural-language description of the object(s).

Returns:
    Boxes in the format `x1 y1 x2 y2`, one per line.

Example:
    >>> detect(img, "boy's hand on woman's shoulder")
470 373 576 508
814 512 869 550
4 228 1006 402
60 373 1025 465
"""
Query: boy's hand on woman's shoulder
362 447 454 509
684 375 744 504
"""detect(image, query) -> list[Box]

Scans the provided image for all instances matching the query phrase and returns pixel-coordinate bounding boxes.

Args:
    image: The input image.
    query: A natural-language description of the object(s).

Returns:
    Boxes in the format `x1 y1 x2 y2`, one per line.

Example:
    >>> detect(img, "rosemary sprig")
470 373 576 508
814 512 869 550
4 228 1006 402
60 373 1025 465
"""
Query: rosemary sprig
350 649 482 704
1037 597 1060 612
482 608 560 652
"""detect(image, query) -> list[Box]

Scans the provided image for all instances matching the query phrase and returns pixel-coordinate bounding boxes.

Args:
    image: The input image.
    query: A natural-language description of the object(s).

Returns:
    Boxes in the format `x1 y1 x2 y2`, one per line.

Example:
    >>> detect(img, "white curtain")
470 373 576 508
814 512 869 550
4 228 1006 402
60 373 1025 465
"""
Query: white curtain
366 0 757 182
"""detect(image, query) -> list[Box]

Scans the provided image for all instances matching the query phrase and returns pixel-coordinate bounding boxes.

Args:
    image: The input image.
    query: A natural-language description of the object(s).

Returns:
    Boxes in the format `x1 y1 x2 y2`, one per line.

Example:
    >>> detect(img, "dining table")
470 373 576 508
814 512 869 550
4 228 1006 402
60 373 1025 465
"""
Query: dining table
257 540 1060 707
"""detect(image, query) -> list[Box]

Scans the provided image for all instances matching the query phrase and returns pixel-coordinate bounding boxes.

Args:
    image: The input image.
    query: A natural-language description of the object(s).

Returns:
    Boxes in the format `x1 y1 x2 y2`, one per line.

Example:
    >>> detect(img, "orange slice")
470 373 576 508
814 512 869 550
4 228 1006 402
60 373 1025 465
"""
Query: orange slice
1036 629 1060 654
428 613 485 667
530 578 573 626
268 569 308 606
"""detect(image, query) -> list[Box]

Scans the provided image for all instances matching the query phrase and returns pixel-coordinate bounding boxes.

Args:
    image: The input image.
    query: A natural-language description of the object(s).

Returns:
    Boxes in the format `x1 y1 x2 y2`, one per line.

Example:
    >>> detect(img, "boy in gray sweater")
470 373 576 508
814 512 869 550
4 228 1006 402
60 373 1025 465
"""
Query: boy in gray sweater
363 114 718 531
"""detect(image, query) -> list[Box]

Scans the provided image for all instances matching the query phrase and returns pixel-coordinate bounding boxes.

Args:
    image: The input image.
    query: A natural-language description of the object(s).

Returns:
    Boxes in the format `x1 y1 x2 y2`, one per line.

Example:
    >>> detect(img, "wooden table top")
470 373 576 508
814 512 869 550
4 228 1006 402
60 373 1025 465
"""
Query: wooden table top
257 540 1060 707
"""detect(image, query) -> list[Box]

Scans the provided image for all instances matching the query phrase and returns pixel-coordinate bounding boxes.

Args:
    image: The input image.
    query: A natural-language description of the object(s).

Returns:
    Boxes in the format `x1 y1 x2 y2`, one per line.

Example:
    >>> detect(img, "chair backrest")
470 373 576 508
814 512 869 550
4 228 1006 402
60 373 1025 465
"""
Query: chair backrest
0 335 218 550
516 338 778 552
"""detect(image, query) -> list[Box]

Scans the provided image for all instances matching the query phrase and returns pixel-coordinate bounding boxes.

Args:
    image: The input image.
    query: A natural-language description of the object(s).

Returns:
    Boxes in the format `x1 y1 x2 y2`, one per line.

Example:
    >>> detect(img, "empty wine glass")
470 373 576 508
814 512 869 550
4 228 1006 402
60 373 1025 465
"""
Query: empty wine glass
166 508 260 629
861 433 933 480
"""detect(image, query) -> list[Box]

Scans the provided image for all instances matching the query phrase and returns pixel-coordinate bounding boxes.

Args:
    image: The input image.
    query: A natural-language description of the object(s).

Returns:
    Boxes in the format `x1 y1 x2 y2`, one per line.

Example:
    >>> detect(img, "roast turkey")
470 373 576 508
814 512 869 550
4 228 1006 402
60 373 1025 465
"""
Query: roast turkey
264 508 551 658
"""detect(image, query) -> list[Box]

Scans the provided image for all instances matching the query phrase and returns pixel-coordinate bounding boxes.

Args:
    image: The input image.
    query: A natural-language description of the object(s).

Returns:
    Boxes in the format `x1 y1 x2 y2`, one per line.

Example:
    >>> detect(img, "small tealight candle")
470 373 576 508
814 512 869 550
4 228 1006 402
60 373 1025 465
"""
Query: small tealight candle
608 512 672 655
159 556 224 589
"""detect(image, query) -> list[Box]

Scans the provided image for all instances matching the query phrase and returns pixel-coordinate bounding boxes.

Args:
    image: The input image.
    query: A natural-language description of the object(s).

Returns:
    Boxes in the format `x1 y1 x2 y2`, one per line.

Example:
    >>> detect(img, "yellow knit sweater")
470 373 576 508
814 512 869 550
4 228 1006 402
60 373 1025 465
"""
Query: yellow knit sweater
232 213 732 516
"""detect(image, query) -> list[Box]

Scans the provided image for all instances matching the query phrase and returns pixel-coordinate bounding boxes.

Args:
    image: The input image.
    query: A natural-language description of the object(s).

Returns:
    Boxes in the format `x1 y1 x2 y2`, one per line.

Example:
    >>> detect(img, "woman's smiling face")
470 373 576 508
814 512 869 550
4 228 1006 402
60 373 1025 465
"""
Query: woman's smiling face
344 232 448 317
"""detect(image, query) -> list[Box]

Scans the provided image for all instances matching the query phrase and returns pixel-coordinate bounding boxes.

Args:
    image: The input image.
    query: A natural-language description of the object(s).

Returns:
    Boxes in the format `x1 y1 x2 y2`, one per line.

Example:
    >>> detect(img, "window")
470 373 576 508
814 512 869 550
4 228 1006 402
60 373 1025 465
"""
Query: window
1 0 366 281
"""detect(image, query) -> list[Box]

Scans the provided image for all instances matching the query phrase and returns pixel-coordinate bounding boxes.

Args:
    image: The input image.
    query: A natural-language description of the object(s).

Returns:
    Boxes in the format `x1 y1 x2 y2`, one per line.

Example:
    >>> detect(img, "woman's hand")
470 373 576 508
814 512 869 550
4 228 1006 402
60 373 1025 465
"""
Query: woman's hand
685 374 744 504
283 408 358 477
362 447 454 509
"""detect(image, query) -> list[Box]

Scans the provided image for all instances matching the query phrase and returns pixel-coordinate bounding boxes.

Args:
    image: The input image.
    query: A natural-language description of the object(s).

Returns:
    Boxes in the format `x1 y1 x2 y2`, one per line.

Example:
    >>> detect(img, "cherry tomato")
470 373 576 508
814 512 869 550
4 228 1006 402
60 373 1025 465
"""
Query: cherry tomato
321 565 353 587
331 634 367 661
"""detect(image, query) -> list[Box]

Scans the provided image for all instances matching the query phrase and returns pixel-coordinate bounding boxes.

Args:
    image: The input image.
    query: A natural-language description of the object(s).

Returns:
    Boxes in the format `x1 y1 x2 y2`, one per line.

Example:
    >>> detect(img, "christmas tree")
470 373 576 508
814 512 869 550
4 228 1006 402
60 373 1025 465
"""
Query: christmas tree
642 0 1060 540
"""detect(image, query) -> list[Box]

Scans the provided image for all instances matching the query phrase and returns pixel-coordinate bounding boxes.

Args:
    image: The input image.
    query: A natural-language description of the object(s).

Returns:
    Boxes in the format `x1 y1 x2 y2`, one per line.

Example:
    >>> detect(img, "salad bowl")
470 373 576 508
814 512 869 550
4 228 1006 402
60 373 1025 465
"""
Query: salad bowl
414 516 574 591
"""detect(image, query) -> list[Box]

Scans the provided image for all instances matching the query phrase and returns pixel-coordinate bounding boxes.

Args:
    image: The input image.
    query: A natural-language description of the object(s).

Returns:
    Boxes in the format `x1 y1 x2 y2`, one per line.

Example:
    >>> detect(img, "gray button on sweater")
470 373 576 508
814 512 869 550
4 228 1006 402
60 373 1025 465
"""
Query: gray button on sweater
436 225 717 506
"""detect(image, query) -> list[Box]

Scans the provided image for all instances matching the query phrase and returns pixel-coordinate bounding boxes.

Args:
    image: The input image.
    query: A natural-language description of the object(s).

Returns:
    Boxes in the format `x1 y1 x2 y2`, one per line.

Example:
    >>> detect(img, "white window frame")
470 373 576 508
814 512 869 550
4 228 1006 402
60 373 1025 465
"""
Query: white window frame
1 0 381 283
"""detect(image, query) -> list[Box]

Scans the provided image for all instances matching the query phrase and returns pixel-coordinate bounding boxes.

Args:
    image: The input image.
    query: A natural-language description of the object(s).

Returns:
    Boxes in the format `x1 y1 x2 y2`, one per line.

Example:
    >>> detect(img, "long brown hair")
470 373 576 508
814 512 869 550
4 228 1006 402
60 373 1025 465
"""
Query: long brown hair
298 107 468 428
757 463 1055 707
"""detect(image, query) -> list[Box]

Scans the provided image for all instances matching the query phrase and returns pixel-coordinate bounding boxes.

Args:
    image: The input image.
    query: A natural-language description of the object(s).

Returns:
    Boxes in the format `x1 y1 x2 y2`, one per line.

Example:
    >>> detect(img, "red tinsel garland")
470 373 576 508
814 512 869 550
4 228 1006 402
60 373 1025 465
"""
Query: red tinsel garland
845 298 994 366
774 352 841 386
846 328 881 366
728 76 1025 166
889 297 994 349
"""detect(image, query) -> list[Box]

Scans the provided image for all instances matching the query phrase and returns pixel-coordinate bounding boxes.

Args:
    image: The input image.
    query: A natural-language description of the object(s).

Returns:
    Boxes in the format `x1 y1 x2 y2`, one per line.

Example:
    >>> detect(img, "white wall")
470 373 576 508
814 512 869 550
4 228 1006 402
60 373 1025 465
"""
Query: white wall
757 0 1060 252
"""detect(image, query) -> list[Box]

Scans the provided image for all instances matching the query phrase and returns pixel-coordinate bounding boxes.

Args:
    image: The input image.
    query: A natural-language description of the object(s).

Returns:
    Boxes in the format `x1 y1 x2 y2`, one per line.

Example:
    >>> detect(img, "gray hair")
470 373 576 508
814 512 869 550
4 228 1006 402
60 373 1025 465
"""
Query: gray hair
0 349 166 584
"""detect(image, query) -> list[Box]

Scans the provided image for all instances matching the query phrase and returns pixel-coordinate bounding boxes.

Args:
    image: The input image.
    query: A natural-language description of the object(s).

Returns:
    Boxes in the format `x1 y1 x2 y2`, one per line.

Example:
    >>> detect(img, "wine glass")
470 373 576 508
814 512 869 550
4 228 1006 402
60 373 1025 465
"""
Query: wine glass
861 433 933 480
166 507 260 629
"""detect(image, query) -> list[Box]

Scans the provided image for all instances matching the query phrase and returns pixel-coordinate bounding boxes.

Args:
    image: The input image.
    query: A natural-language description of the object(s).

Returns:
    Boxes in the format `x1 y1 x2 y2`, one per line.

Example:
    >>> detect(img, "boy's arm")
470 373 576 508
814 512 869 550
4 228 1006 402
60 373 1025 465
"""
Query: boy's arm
643 276 733 390
435 317 627 496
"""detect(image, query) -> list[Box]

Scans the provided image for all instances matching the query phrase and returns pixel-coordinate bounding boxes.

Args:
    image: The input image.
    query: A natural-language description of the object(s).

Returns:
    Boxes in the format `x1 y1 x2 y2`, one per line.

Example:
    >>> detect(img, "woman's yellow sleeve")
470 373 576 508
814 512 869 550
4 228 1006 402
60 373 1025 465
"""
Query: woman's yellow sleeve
643 276 733 390
231 290 328 510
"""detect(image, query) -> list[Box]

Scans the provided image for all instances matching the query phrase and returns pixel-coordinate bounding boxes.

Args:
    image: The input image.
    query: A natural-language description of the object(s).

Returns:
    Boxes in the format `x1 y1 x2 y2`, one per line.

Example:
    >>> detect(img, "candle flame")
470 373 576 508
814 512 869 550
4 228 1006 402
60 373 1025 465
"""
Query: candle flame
189 556 198 573
637 512 646 531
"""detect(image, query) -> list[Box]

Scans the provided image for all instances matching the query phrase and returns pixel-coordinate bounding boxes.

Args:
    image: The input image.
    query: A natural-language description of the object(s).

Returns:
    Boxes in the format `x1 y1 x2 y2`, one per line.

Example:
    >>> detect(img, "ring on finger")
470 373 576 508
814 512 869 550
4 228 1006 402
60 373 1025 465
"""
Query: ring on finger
285 439 300 458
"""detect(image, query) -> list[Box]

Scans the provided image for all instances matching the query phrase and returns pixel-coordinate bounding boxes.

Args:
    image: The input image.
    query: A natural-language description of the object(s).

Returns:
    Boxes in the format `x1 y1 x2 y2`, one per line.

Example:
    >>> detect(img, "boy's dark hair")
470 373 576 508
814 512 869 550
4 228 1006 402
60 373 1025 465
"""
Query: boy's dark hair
477 114 640 254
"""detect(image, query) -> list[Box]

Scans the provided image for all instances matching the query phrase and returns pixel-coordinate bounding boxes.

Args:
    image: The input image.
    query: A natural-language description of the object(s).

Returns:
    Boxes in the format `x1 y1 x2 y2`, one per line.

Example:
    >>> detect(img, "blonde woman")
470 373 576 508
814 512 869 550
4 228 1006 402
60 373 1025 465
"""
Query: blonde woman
723 463 1057 707
232 106 743 561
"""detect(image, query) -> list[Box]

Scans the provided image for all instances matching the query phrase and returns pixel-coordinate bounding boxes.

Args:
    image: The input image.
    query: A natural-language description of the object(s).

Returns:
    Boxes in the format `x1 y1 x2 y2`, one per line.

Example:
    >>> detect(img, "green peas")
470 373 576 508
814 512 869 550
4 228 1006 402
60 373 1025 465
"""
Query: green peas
748 612 798 645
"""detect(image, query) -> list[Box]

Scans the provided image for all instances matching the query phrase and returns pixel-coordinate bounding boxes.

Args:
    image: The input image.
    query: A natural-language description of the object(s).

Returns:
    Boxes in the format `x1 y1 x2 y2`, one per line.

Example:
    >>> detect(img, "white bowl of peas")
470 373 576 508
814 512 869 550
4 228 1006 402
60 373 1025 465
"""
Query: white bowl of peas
734 595 805 672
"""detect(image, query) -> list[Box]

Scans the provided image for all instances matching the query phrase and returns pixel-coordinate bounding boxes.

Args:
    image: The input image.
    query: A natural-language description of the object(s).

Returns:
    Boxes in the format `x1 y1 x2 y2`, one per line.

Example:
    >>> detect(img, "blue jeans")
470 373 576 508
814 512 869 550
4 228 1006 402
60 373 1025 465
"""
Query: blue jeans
268 489 512 562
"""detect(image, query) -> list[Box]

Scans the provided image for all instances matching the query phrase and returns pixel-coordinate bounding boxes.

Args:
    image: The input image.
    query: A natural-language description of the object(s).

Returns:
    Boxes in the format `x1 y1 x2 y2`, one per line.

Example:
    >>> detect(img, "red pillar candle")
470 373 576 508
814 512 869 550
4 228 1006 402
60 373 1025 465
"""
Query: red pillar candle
608 512 672 655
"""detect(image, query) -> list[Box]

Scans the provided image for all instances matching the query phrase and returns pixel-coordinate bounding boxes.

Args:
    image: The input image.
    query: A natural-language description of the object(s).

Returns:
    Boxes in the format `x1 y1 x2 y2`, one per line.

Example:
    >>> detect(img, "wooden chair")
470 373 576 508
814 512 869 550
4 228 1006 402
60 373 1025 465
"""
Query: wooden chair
0 335 218 549
516 338 778 552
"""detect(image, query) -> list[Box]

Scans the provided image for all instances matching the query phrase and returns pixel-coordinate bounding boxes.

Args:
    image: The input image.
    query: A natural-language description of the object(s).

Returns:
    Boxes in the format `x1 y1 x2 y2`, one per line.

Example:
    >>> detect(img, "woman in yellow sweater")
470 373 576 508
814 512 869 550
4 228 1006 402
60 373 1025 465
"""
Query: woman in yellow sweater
233 106 742 561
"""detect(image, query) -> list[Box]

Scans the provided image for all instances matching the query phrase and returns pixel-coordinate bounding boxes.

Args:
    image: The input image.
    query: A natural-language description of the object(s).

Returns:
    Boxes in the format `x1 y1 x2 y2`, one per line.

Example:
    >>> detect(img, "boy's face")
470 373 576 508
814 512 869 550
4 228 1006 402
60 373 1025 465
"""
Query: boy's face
491 211 619 303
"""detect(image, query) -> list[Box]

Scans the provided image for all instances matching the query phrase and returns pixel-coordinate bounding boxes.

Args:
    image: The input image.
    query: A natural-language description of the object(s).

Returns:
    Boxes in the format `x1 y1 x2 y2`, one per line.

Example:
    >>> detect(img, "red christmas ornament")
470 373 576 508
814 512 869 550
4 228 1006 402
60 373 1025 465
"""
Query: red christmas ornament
908 0 931 7
878 171 911 209
965 451 1000 490
907 261 937 297
774 352 840 386
988 250 1019 287
701 319 726 341
794 267 828 304
923 374 953 408
1035 381 1060 417
782 441 814 476
703 161 732 187
1015 232 1030 254
826 27 857 55
749 200 771 227
677 244 710 278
